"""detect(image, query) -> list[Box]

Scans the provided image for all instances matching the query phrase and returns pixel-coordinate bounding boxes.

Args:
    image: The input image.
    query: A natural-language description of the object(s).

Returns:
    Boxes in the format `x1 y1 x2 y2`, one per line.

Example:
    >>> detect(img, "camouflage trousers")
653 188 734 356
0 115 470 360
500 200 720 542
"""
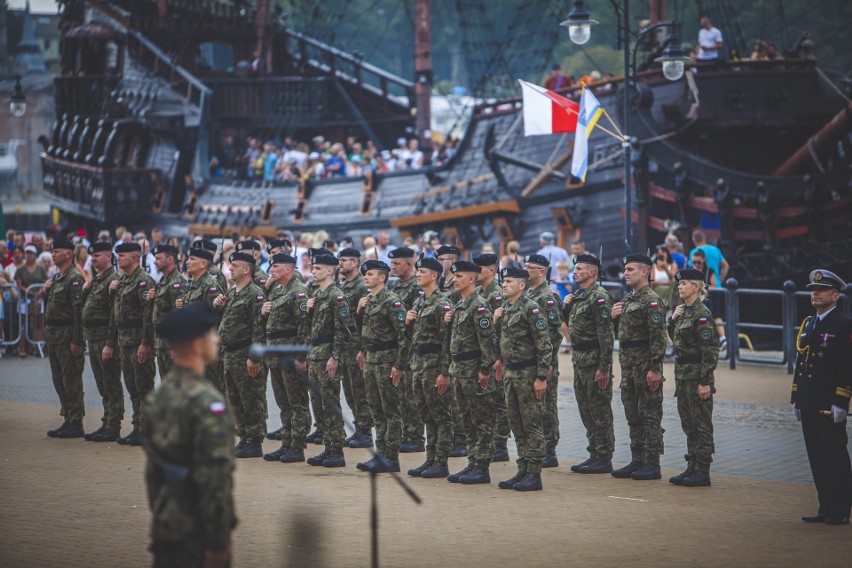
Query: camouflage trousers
309 386 324 435
453 375 496 468
308 359 346 451
269 365 293 441
493 373 510 446
88 338 124 430
205 359 226 396
340 350 373 432
573 364 615 461
414 366 454 462
452 398 467 446
505 374 546 474
155 346 173 381
120 344 156 429
543 359 560 453
150 539 208 568
363 360 403 461
48 342 85 423
675 379 715 472
402 365 425 444
223 353 267 445
281 362 311 451
619 363 665 465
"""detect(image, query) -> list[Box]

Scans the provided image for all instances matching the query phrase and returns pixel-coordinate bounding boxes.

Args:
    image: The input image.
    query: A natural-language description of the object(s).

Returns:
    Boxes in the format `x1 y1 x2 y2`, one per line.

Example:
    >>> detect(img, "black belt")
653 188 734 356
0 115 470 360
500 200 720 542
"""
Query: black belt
364 340 398 352
118 320 143 330
83 318 110 329
572 341 600 352
452 351 481 362
267 329 298 340
310 334 334 346
504 357 537 371
675 354 701 364
222 339 252 352
413 344 442 356
620 339 649 349
46 318 73 327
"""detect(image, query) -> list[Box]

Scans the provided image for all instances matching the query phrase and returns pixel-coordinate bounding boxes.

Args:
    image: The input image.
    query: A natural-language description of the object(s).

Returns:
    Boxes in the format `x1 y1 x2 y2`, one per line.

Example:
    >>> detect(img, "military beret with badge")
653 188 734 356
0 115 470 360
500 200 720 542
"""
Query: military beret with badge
360 259 391 275
270 253 296 265
88 242 113 255
387 247 415 259
623 252 653 266
266 239 292 254
115 242 142 253
51 239 76 251
474 253 500 267
187 247 214 262
451 260 481 274
500 266 529 280
338 247 362 259
192 239 218 252
152 244 179 256
229 251 256 265
436 245 461 257
573 253 600 269
524 254 550 267
416 257 443 274
311 253 339 266
675 268 705 282
235 240 261 252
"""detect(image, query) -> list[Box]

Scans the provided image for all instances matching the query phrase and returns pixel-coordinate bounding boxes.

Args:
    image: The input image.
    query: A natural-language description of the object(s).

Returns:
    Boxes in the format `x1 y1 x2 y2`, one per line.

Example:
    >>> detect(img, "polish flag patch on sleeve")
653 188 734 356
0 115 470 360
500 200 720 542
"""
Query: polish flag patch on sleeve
256 295 265 302
209 287 218 293
650 301 659 308
139 282 147 287
699 317 708 323
173 284 182 289
546 300 554 306
532 308 540 315
597 298 606 305
337 296 345 302
298 292 306 298
495 296 503 303
209 401 227 414
477 306 486 313
444 305 452 311
393 301 402 307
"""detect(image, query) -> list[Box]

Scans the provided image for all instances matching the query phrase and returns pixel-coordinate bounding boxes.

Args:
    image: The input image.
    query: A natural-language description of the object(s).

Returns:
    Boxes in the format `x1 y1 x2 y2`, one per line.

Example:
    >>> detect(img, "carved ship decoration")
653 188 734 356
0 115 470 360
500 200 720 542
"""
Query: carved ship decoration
42 1 852 284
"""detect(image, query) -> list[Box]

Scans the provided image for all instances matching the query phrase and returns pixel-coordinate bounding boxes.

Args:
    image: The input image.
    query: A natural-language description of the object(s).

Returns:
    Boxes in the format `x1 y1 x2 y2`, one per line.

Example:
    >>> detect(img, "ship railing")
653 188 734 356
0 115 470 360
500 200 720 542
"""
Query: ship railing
54 75 108 116
206 77 325 123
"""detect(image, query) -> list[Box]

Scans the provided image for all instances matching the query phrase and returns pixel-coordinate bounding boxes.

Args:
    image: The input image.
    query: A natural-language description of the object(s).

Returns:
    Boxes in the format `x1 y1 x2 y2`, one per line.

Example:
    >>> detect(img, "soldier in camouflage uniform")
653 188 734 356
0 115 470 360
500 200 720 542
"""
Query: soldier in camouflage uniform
177 247 226 394
147 244 184 379
235 239 269 289
214 252 267 459
260 253 310 463
524 254 563 468
562 253 615 474
445 261 497 485
303 246 335 446
108 242 157 447
355 260 410 473
338 247 374 449
143 304 236 568
668 268 719 487
304 253 353 468
474 253 511 463
493 266 552 491
611 253 669 480
43 240 86 439
81 242 123 442
436 244 467 458
192 239 228 291
405 257 454 479
389 246 425 453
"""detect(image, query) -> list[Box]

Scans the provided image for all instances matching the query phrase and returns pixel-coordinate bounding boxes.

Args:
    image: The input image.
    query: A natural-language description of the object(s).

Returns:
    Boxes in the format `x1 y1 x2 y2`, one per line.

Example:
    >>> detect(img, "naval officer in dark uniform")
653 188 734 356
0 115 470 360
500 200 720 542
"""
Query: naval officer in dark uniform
792 269 852 525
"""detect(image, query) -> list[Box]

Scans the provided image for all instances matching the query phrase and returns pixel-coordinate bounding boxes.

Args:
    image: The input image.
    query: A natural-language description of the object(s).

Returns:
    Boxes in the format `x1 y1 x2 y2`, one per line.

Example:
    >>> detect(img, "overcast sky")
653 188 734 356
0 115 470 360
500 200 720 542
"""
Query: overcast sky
7 0 58 14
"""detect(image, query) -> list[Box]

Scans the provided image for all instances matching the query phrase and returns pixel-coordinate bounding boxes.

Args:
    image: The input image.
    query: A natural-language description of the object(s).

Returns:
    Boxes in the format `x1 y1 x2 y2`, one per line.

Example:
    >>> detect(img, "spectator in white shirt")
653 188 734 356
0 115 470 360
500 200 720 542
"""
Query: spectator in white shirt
536 231 571 268
697 17 723 61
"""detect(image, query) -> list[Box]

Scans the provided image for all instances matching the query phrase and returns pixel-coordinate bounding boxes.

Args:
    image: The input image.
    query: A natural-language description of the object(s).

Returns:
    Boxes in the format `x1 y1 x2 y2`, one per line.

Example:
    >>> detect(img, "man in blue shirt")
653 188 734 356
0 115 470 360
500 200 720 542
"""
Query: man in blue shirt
688 230 728 288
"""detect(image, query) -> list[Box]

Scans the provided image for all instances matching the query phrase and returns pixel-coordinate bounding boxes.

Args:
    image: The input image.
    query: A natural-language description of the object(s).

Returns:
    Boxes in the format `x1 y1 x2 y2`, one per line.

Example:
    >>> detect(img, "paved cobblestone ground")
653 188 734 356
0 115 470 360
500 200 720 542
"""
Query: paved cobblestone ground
1 352 849 567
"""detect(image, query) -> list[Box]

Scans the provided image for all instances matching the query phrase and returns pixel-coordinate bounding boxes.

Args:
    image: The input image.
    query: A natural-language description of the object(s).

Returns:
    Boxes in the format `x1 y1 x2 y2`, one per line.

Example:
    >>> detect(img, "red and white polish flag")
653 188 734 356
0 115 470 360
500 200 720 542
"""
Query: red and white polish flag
518 79 579 136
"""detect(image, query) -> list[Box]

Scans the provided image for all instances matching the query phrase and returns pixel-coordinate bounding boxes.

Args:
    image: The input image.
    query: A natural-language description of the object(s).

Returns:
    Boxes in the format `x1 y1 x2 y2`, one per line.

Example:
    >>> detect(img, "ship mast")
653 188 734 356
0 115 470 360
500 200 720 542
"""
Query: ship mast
414 0 432 150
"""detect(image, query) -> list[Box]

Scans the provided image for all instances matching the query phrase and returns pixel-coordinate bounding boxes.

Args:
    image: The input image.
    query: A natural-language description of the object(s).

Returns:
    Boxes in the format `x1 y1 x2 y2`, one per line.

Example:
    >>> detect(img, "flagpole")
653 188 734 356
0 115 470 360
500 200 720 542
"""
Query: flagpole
622 0 633 254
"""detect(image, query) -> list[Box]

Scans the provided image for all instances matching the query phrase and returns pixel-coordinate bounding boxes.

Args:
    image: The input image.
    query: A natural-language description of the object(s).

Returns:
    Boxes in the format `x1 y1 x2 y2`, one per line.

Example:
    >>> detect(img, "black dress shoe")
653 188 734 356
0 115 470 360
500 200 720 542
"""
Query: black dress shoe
399 441 425 453
801 514 828 523
825 516 850 526
577 459 613 474
420 461 450 479
448 465 474 483
449 443 468 458
541 453 559 468
407 460 433 477
263 446 290 461
513 472 542 492
492 444 510 462
498 471 526 489
570 458 592 473
459 466 491 485
280 448 305 463
612 460 642 478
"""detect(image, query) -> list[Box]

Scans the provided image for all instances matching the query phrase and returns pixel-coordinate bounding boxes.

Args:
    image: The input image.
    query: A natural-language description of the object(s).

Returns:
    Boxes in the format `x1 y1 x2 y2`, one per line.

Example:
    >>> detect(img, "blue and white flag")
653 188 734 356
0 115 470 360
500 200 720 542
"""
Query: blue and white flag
570 87 605 183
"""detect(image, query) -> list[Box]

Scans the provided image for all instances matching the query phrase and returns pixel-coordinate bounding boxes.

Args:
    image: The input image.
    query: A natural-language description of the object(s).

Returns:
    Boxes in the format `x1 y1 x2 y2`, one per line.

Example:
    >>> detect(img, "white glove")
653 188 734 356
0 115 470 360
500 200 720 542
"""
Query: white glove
832 405 847 424
792 404 801 422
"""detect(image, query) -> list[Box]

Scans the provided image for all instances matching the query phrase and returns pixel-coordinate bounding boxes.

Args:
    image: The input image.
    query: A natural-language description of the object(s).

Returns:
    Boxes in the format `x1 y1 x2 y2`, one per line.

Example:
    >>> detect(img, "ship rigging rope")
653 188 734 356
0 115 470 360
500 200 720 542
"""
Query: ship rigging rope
816 67 851 104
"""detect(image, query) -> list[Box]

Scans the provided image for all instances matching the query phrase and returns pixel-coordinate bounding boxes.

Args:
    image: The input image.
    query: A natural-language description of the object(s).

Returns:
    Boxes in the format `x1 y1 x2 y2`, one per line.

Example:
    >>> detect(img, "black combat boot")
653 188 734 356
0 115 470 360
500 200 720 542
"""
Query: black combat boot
541 452 559 468
498 470 526 489
680 470 711 487
448 442 468 458
305 427 323 444
91 428 120 442
280 448 305 463
263 445 290 461
577 459 613 474
611 460 642 478
56 421 84 439
669 465 695 486
491 443 510 462
322 449 346 468
235 442 263 458
570 458 593 472
447 464 474 483
266 426 284 441
407 460 434 477
631 463 661 480
420 461 450 479
399 440 425 453
344 430 358 446
47 421 69 438
459 466 491 485
84 425 105 441
349 430 374 449
513 472 543 492
307 449 331 466
116 428 140 446
357 455 380 471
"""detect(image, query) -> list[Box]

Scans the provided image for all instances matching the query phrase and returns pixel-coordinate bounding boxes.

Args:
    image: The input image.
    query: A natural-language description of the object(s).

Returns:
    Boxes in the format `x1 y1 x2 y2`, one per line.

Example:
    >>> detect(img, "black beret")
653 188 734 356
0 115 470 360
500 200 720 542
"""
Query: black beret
152 244 179 256
311 253 338 266
623 253 653 266
360 259 390 275
807 269 847 291
474 253 499 267
524 254 550 267
416 257 443 273
235 239 261 252
270 253 296 265
88 242 112 254
307 247 332 257
192 239 218 252
322 239 337 249
388 247 415 259
675 268 705 282
338 247 361 259
115 242 142 253
187 248 214 262
51 240 75 251
267 239 292 253
229 251 256 265
573 253 600 269
451 260 481 274
501 266 529 280
156 303 219 344
436 245 461 257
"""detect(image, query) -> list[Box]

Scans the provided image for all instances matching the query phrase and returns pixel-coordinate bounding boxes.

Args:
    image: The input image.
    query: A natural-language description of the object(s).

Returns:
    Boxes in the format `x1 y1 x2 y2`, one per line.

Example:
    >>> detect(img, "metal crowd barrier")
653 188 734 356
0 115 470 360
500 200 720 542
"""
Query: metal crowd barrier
24 283 46 358
0 283 23 352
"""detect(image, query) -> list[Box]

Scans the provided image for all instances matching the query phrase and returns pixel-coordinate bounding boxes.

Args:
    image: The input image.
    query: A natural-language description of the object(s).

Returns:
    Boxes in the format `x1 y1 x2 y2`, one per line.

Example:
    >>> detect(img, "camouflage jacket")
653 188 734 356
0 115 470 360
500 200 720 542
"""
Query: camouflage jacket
496 294 551 380
306 283 354 362
108 266 156 349
340 274 369 352
356 287 409 368
184 271 224 312
218 282 266 359
262 277 309 366
440 275 461 304
526 282 563 367
477 279 504 311
44 265 85 346
448 292 496 382
564 282 614 373
391 275 422 310
208 264 228 291
409 290 452 376
81 267 118 343
668 301 719 385
252 267 269 291
615 284 668 373
152 268 186 350
142 365 236 549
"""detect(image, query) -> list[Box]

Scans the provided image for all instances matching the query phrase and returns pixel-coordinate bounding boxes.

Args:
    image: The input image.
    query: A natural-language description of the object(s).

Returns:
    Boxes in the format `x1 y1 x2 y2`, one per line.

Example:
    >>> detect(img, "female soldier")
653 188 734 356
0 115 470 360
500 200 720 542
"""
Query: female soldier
667 268 720 487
